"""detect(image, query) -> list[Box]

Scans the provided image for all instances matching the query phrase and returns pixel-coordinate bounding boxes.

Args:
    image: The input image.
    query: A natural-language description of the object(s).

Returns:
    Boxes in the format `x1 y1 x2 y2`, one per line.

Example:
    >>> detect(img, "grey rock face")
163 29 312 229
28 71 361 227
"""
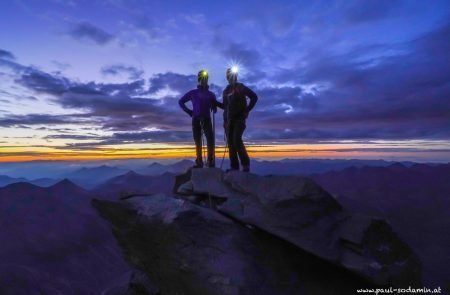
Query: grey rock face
93 194 376 295
178 168 421 286
94 168 421 294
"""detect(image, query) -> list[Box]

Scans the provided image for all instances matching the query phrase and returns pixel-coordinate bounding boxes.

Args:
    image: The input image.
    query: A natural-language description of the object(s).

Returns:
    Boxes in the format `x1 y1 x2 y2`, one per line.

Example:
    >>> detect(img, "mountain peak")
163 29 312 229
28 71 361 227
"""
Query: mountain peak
124 170 140 177
50 178 84 192
3 181 41 190
149 162 164 167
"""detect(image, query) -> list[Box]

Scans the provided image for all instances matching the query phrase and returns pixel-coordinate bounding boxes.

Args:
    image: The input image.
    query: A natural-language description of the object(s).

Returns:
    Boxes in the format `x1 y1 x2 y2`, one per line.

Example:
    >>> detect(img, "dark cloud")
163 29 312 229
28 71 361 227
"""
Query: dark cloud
344 0 400 24
133 16 164 41
55 130 194 149
0 89 38 101
0 114 88 127
5 20 450 144
241 69 267 84
244 21 450 141
15 68 70 95
111 130 192 143
0 151 52 157
0 56 26 73
44 134 104 140
0 49 15 60
148 72 197 94
67 21 115 45
11 66 194 131
221 42 262 68
101 64 144 80
57 90 183 131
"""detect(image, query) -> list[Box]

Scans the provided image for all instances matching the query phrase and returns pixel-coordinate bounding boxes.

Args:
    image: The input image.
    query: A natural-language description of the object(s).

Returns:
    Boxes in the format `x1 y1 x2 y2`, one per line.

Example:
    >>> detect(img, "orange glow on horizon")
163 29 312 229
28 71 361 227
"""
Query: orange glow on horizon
1 143 445 162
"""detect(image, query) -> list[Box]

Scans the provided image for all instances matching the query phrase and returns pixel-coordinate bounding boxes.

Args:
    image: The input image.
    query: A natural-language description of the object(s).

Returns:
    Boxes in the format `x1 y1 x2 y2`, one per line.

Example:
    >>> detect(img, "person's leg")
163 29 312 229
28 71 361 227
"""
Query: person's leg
202 118 215 167
192 118 203 167
234 120 250 171
227 121 239 170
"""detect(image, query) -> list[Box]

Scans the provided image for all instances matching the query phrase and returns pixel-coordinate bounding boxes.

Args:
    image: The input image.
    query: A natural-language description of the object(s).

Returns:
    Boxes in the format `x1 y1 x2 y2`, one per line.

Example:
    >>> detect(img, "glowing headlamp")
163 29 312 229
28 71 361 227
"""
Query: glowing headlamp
231 66 239 74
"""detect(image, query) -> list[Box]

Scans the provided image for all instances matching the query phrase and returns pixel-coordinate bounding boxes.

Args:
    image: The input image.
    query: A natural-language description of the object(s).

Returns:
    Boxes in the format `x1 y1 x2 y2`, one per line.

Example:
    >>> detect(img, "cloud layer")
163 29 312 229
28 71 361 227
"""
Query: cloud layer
1 0 449 155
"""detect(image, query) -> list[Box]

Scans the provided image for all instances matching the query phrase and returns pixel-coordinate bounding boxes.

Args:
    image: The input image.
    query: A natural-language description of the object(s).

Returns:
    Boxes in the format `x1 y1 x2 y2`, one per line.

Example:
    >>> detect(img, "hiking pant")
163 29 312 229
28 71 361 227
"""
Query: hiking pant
192 117 215 167
225 119 249 170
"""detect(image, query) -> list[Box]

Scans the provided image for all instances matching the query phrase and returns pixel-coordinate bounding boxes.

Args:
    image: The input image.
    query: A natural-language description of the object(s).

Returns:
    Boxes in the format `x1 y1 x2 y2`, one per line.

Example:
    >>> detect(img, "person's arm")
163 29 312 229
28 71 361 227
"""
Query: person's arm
178 91 193 117
222 90 228 123
222 90 228 110
243 85 258 112
215 92 224 110
210 92 218 113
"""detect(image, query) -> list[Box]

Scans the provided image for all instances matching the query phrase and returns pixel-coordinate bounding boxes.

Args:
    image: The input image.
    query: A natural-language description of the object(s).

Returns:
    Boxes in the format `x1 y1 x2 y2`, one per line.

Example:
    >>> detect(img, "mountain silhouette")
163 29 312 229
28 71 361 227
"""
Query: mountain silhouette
137 159 194 175
0 175 28 187
62 165 129 189
312 162 450 290
0 180 129 294
93 170 175 197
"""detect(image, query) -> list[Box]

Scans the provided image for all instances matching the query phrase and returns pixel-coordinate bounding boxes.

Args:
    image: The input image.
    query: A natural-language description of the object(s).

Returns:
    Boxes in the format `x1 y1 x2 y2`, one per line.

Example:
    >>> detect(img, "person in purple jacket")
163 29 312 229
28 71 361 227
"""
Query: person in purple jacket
179 70 218 168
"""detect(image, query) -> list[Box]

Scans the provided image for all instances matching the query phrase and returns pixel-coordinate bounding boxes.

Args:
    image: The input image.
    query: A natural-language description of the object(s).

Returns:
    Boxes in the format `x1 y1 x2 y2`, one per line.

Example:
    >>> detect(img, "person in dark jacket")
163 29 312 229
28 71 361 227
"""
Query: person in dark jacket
179 70 218 168
220 67 258 172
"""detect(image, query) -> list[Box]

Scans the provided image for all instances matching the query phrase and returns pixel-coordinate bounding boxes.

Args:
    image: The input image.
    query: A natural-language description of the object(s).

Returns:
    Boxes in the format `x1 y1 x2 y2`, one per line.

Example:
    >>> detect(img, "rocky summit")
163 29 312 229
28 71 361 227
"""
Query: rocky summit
93 168 422 295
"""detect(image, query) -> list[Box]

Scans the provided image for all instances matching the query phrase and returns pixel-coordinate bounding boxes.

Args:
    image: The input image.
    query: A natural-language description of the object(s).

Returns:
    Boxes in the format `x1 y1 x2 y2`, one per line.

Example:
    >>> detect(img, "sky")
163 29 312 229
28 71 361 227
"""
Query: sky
0 0 450 162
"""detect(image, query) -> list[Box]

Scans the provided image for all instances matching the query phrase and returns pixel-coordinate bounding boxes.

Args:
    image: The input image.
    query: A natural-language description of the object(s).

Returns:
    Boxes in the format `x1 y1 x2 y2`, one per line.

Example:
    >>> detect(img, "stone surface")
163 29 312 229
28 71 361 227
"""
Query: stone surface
181 168 421 286
93 194 377 295
93 168 422 294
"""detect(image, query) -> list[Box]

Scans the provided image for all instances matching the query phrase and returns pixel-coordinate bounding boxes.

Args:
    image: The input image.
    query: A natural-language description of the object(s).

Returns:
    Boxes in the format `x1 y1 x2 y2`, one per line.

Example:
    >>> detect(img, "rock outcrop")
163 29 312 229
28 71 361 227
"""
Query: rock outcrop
93 168 422 295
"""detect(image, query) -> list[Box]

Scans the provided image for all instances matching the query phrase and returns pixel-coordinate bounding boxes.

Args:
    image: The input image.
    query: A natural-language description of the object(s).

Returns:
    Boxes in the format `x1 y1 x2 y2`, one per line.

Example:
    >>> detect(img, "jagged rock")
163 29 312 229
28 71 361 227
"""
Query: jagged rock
173 169 192 194
178 168 421 286
93 168 422 294
93 194 376 295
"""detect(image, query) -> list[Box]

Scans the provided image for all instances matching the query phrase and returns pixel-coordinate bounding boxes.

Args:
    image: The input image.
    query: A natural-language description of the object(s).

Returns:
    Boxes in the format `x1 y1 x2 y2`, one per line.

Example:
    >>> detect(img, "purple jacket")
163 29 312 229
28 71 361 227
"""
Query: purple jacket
179 85 218 119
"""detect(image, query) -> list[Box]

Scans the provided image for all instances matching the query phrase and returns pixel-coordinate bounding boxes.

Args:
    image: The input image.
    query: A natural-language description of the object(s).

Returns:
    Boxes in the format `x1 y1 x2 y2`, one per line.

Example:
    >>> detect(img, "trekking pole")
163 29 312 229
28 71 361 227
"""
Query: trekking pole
220 131 228 169
200 120 206 167
212 109 215 166
220 94 231 170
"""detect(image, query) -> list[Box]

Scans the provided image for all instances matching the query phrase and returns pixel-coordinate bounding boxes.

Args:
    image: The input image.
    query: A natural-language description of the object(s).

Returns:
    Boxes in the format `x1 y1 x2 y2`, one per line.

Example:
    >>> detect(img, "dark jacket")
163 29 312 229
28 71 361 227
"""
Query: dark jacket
221 82 258 121
179 85 218 119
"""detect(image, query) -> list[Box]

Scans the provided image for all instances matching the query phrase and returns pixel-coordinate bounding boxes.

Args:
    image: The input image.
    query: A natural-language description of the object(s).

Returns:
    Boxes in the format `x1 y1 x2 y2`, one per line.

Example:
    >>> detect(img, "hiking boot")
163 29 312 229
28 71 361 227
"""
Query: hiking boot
193 160 204 168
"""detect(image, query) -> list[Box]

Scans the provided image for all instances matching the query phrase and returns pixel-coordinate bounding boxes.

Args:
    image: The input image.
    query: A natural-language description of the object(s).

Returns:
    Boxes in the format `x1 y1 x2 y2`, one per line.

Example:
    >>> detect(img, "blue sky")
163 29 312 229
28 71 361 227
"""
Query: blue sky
0 0 450 161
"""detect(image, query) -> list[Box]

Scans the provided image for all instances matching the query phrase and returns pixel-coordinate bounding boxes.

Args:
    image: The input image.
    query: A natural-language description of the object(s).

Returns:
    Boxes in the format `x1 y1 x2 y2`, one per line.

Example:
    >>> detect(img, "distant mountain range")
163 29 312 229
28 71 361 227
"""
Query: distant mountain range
0 175 59 188
62 165 129 189
2 158 444 189
136 159 194 175
0 160 194 189
93 171 176 197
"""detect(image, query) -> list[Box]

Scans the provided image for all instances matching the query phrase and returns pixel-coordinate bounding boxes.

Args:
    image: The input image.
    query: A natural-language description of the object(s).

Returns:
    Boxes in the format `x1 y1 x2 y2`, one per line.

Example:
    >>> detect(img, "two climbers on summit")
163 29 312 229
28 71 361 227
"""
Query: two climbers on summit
178 68 258 172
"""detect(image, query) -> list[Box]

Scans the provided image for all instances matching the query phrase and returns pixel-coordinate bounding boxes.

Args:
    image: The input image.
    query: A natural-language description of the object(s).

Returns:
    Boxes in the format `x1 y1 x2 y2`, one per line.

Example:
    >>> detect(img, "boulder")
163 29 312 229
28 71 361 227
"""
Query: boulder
93 194 376 295
93 168 422 294
178 168 421 286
